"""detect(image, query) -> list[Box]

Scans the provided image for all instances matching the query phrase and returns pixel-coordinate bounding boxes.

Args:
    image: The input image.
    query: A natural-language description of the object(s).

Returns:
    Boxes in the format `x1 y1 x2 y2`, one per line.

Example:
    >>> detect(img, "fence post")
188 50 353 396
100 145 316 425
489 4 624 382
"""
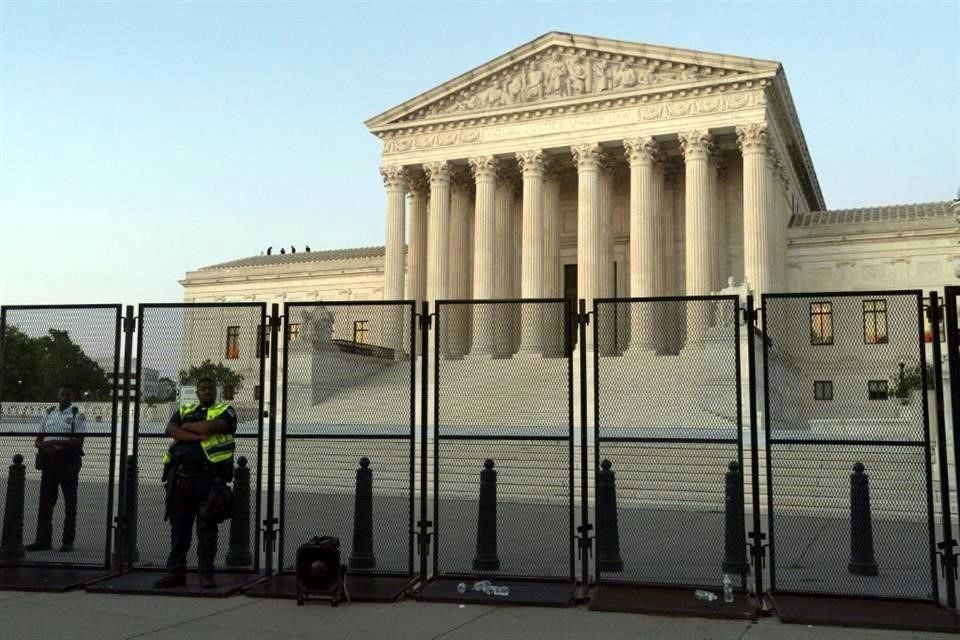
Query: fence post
0 455 26 561
596 459 624 572
124 456 139 564
225 456 252 567
848 462 878 576
722 461 749 575
472 459 500 571
349 457 376 570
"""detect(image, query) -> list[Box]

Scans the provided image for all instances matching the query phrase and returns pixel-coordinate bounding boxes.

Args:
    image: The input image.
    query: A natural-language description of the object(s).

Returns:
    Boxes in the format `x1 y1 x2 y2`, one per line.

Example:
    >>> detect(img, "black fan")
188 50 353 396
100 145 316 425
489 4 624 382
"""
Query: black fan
295 536 346 605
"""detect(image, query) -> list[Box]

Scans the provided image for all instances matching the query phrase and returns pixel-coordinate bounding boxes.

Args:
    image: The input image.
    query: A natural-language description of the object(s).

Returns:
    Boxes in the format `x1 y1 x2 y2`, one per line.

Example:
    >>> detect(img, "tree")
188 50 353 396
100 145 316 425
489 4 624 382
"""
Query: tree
178 359 244 397
2 326 112 401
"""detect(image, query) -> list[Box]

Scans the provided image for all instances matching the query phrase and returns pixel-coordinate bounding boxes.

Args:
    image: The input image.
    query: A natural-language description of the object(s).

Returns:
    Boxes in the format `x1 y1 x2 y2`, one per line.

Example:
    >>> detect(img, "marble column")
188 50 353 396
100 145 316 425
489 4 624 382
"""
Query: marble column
447 168 473 358
467 156 497 357
381 165 407 302
573 143 602 349
425 161 451 305
541 164 564 357
623 137 659 354
710 152 727 291
406 172 429 309
679 130 714 346
652 159 670 353
517 149 545 355
736 124 771 298
493 169 517 357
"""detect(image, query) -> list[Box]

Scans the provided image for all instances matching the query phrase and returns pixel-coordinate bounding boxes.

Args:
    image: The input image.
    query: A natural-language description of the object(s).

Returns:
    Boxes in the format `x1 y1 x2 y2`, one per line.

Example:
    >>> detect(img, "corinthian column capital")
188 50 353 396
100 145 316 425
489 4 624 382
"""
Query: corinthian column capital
623 136 659 166
403 170 429 196
572 143 603 171
678 130 712 160
469 156 498 181
735 123 769 153
380 165 407 189
424 160 451 183
515 149 546 176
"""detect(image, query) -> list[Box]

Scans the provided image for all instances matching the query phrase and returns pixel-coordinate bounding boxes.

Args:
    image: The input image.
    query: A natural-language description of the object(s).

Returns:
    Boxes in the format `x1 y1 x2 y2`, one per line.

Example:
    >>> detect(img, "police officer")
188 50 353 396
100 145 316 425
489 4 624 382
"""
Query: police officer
26 385 85 553
154 378 237 589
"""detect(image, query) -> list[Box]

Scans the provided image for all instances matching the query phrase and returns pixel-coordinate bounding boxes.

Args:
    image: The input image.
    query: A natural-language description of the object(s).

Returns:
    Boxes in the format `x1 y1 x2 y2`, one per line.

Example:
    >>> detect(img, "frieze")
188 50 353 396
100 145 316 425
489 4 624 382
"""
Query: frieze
397 46 746 123
382 89 763 154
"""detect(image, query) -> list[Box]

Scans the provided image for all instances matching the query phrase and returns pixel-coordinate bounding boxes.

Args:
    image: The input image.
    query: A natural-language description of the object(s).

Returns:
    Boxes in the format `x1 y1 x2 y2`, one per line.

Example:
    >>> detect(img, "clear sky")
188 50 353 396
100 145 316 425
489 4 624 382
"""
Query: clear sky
1 0 958 305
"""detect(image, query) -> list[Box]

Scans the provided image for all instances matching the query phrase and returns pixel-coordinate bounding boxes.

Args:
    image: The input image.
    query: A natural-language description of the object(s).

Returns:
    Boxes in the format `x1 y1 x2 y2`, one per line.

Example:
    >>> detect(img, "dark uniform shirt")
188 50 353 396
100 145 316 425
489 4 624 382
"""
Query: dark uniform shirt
167 403 237 464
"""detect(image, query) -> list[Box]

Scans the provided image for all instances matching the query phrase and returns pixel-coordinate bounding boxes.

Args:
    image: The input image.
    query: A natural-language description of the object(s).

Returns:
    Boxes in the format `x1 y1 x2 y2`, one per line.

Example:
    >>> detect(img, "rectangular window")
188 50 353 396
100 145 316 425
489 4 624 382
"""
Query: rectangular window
256 324 270 358
225 326 240 359
814 380 833 401
810 302 833 345
353 320 369 345
288 322 301 342
868 380 888 400
863 299 888 344
253 384 261 401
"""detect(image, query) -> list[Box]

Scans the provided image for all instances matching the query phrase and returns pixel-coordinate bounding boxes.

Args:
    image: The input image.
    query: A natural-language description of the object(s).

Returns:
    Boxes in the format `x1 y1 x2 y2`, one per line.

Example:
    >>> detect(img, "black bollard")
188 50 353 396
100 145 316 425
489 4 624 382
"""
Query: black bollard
349 456 376 570
226 456 252 567
596 459 624 572
472 459 500 571
124 456 139 564
848 462 879 576
722 460 749 575
0 455 26 561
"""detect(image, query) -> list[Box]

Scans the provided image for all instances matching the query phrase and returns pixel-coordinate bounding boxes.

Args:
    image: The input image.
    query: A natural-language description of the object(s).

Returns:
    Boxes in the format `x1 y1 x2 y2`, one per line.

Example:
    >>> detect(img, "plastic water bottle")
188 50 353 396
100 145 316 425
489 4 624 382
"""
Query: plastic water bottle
456 582 467 594
472 579 491 593
491 585 510 596
694 589 718 602
722 574 734 603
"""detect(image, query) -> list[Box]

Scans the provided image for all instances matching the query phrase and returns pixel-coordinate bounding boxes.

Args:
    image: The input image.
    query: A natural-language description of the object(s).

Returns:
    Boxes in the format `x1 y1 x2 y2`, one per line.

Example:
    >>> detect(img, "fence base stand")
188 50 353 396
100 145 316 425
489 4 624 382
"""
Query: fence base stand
772 593 960 633
85 569 260 598
589 583 757 620
245 572 417 602
0 566 115 593
416 576 575 608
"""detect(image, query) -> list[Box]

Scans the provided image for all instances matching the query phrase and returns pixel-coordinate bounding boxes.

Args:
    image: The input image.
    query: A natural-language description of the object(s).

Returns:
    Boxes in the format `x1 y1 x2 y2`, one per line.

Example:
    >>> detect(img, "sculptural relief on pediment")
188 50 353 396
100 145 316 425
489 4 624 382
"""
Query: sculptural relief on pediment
396 46 746 124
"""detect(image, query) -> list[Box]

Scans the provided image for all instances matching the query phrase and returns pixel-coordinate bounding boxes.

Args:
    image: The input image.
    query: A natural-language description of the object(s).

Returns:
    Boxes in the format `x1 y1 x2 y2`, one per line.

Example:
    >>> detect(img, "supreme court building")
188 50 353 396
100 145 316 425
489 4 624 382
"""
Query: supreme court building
182 32 957 368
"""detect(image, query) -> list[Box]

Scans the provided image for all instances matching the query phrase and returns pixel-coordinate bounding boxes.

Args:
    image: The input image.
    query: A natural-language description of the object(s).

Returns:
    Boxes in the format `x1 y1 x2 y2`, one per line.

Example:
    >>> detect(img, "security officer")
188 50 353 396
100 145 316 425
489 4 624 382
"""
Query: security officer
154 378 237 589
26 385 85 553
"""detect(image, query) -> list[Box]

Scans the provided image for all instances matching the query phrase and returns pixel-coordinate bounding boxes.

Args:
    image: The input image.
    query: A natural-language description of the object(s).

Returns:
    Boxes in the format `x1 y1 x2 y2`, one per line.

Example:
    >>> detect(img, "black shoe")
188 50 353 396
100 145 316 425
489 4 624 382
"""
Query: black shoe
25 542 52 552
153 573 186 589
59 543 74 553
200 574 217 589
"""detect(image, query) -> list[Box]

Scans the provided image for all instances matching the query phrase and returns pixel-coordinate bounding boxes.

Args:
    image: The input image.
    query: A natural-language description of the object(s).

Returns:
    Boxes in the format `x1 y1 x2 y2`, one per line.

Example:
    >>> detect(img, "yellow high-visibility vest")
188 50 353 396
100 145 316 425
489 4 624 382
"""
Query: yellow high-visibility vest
162 401 235 464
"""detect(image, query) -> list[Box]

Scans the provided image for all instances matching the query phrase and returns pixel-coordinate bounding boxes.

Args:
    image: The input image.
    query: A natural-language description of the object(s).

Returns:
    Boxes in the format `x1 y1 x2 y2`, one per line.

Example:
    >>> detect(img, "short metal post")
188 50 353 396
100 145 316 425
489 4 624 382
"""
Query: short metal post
349 457 376 570
0 455 26 560
596 459 624 572
848 462 879 576
722 461 749 576
225 456 252 567
472 459 500 571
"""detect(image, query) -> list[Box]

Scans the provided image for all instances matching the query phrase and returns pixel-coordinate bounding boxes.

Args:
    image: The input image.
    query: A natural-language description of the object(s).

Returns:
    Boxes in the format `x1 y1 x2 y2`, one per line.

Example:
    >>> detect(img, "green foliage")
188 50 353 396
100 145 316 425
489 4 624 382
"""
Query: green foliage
178 359 244 394
890 363 934 400
2 326 112 401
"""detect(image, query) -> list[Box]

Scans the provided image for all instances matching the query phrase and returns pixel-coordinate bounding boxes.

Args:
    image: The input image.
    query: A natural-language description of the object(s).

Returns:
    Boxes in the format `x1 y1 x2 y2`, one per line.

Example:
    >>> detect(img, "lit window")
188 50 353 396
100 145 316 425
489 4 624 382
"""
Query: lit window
814 381 833 401
863 300 888 344
923 304 946 343
810 302 833 345
868 380 888 400
225 326 240 359
353 320 369 345
288 322 301 342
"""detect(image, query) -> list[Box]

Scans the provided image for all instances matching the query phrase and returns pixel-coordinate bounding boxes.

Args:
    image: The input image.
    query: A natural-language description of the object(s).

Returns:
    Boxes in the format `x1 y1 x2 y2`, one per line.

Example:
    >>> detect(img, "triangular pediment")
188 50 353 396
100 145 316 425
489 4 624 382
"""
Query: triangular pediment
366 32 780 130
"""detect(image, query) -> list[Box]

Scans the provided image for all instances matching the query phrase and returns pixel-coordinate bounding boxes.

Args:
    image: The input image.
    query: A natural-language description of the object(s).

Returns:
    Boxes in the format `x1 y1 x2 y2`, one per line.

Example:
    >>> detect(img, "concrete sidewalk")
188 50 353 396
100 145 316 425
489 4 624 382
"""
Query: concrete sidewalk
0 589 956 640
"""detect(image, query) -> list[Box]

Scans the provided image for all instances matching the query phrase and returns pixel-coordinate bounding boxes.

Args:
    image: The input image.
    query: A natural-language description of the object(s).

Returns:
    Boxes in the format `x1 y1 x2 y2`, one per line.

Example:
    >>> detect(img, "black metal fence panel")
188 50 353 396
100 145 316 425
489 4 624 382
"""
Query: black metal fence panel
130 303 265 572
762 291 937 601
433 300 574 581
0 305 122 569
278 301 416 576
593 296 744 589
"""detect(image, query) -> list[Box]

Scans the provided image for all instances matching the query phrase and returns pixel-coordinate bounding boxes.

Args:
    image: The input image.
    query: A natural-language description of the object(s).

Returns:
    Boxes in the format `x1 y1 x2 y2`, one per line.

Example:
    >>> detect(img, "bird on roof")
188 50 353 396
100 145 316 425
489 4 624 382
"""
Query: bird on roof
305 245 311 252
266 246 272 255
291 245 296 253
280 248 286 254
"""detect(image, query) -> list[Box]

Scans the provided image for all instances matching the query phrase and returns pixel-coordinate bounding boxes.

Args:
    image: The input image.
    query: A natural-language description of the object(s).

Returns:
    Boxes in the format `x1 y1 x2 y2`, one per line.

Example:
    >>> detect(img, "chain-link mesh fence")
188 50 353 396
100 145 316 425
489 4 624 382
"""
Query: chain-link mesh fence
129 303 265 572
762 291 937 600
0 305 121 569
593 296 744 589
433 300 574 580
278 302 415 577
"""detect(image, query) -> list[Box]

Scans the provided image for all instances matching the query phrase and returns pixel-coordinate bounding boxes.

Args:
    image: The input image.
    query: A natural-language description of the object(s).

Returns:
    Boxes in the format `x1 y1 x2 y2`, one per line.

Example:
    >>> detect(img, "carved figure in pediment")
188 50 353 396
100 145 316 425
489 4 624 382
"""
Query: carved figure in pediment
484 83 504 108
592 60 610 92
680 66 701 81
525 65 544 101
568 57 588 95
636 63 655 85
505 73 524 104
615 62 637 89
546 53 567 97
